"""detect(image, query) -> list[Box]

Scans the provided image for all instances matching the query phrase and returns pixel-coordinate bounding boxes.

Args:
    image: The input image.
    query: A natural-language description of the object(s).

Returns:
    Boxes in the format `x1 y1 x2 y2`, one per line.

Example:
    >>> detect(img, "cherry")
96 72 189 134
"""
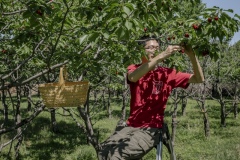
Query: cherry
214 16 219 21
167 37 171 41
208 18 212 23
179 49 185 54
36 9 43 16
184 33 189 38
192 24 199 30
202 50 209 56
2 50 6 53
172 36 175 40
144 28 147 32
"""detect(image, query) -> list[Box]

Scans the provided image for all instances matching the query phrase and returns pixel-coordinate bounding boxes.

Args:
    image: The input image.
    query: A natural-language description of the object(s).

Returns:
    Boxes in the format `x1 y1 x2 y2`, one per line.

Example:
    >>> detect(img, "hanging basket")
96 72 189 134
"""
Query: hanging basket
38 67 89 108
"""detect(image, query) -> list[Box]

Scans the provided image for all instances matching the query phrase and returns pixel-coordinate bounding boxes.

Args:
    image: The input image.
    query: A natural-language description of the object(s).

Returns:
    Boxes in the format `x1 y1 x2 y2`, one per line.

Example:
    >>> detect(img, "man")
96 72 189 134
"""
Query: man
98 36 204 160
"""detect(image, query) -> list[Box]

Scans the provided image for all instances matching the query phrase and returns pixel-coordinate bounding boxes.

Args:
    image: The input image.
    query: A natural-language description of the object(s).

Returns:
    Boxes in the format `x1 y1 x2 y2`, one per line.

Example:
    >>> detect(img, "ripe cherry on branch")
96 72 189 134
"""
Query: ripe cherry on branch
214 16 219 21
179 49 185 54
144 28 147 32
184 33 190 38
192 24 199 30
208 17 212 23
36 9 43 16
201 50 209 56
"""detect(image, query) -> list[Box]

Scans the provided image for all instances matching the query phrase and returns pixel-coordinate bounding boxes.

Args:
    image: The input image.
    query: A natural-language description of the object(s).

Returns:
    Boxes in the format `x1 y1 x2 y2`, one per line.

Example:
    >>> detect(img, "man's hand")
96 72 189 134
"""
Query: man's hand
165 45 183 54
181 43 194 57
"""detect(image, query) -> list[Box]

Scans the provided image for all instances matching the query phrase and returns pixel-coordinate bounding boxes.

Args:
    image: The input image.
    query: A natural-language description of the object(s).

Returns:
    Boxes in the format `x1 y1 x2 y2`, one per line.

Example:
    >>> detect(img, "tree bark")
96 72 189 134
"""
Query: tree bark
50 109 58 133
26 86 32 112
107 77 112 119
14 86 23 160
181 97 187 116
171 90 178 145
202 101 210 137
1 89 8 127
233 81 238 119
121 73 128 120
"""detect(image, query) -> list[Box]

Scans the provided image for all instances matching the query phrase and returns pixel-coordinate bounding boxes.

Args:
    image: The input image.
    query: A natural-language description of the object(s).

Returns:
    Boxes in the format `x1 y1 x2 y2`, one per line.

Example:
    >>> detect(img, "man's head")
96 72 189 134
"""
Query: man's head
138 35 160 62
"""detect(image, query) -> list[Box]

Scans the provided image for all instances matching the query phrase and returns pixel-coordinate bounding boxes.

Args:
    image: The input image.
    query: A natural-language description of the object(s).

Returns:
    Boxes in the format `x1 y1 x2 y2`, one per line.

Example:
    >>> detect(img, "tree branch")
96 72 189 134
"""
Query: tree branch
0 104 45 135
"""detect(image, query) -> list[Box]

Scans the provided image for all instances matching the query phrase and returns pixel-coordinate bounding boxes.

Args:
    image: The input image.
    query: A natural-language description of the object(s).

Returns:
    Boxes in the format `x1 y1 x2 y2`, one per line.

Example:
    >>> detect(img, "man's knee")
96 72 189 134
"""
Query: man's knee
98 149 122 160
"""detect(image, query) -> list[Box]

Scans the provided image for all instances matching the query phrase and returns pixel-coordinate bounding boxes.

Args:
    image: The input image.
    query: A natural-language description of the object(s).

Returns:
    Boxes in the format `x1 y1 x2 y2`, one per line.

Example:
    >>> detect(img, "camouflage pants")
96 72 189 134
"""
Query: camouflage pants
98 124 161 160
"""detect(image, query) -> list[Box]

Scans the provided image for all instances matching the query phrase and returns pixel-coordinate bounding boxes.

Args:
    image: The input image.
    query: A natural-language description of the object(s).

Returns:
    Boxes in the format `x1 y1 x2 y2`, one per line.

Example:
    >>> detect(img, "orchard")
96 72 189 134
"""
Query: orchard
0 0 240 159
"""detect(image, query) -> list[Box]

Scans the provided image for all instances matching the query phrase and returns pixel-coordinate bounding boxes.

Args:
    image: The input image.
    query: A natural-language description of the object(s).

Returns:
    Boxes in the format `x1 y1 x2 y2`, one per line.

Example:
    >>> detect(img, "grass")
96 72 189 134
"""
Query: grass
0 97 240 160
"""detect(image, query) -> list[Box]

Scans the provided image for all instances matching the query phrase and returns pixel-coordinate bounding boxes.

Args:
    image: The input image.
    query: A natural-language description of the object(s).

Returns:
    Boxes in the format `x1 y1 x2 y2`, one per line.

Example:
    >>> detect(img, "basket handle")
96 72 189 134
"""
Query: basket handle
59 66 68 85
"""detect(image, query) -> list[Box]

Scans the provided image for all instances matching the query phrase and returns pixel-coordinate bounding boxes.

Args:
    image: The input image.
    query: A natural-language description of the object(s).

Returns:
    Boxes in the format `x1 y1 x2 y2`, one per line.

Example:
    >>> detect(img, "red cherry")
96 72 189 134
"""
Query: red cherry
167 37 171 41
179 49 185 54
144 28 147 32
172 36 175 40
202 50 209 56
214 16 219 21
184 33 189 38
2 50 6 53
208 18 212 23
192 24 199 30
36 9 43 16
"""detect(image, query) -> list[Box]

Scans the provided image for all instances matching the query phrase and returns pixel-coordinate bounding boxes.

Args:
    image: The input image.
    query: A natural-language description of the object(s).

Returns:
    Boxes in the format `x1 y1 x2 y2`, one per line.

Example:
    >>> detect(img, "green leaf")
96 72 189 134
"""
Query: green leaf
234 14 240 20
79 34 88 45
103 33 110 40
223 9 234 13
123 6 131 16
22 10 32 18
88 32 100 43
125 20 133 30
115 26 128 40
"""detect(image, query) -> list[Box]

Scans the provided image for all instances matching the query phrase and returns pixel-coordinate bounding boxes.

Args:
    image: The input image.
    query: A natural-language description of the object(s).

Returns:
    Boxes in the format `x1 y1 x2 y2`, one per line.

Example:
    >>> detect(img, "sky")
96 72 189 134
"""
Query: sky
201 0 240 44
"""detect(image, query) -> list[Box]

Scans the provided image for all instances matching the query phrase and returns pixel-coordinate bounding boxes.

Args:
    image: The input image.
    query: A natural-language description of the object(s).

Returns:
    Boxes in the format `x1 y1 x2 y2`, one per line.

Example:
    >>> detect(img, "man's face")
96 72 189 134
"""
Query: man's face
144 39 160 60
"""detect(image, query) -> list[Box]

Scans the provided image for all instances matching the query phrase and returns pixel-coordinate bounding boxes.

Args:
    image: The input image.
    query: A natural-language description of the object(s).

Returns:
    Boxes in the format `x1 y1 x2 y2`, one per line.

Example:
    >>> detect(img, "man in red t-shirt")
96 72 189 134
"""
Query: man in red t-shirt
98 36 204 160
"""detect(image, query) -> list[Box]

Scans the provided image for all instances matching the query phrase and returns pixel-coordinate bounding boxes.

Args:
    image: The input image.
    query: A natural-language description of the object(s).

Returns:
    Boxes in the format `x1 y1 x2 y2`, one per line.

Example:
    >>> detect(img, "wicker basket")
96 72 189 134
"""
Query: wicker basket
38 67 89 108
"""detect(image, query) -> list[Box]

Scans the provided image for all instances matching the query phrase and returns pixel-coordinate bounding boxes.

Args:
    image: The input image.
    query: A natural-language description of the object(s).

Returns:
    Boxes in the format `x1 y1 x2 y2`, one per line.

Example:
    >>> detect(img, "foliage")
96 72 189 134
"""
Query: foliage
1 0 239 83
0 0 240 159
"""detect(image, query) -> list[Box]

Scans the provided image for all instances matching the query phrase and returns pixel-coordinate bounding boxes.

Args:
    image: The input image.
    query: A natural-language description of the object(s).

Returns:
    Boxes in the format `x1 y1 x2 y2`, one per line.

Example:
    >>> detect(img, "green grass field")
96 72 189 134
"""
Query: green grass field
1 98 240 160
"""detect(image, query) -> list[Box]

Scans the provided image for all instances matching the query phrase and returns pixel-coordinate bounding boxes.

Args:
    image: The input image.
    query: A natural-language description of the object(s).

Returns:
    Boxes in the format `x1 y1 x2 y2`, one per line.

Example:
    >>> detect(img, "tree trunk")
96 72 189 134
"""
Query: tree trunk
26 86 32 112
78 105 101 155
233 81 238 119
217 86 226 127
121 73 128 120
171 90 178 145
181 97 187 116
201 82 210 137
50 109 58 133
14 86 23 160
202 102 210 137
107 80 112 119
233 101 238 119
1 89 8 127
220 102 226 127
102 89 106 110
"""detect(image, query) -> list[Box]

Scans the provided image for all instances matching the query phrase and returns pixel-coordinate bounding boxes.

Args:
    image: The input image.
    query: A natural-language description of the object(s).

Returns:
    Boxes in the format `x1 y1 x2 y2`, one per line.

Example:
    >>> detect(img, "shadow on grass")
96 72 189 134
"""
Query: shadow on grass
21 116 101 160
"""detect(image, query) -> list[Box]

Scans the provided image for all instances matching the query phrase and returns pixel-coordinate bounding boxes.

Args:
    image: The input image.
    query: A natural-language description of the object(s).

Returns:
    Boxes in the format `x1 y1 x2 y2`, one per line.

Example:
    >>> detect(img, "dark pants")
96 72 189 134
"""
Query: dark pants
98 125 161 160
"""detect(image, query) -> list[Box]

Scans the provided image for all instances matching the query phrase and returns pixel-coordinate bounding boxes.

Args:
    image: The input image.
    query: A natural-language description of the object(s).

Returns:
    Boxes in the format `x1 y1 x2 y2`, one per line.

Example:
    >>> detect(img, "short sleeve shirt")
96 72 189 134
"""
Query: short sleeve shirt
127 64 191 128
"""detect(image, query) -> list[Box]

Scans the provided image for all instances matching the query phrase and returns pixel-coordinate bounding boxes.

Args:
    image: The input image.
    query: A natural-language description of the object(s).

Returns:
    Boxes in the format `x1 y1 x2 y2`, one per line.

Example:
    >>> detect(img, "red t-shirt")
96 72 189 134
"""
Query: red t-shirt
127 64 191 128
